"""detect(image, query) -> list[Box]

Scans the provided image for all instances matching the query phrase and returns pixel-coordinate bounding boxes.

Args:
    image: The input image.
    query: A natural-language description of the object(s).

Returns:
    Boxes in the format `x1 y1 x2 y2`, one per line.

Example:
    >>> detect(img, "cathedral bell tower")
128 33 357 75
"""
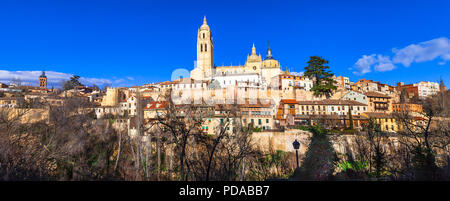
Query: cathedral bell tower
39 71 47 89
191 16 214 80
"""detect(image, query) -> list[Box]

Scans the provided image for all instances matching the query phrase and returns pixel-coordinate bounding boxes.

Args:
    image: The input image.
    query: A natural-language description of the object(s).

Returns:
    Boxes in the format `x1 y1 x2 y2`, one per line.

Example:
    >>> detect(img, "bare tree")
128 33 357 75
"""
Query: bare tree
155 90 204 181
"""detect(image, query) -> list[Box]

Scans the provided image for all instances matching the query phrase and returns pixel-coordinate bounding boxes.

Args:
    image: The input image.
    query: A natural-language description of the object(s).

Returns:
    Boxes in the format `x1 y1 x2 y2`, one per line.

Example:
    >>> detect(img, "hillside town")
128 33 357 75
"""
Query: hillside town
1 18 447 136
0 17 449 181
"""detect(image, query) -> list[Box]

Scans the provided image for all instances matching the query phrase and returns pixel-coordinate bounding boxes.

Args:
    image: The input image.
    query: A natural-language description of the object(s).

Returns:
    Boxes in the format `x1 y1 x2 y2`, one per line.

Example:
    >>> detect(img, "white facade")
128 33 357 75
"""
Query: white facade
278 75 313 91
326 105 367 116
212 73 261 88
417 81 439 98
120 96 137 116
341 91 368 105
95 106 120 119
335 76 351 89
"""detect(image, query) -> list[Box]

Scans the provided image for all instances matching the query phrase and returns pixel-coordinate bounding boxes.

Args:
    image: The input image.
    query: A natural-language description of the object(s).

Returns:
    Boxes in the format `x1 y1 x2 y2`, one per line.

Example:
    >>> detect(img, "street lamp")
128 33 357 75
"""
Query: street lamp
292 139 300 169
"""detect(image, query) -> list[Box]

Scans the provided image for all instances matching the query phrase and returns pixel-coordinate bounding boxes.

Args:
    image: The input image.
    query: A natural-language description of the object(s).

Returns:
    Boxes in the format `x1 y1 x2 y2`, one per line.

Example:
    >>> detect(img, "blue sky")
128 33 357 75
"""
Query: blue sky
0 0 449 87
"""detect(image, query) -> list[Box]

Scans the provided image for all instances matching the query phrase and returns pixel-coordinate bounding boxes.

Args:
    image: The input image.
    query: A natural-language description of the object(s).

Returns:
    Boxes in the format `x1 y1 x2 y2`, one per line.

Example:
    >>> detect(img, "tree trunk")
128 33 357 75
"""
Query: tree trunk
157 131 161 181
114 116 122 173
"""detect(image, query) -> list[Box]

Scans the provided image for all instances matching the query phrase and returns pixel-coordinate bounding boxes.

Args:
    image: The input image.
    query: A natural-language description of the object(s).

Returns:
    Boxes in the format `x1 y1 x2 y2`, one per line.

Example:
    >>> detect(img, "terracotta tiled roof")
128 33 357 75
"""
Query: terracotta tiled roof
157 80 179 85
364 91 391 98
322 99 367 106
297 99 367 106
414 116 427 121
281 99 297 104
144 101 168 110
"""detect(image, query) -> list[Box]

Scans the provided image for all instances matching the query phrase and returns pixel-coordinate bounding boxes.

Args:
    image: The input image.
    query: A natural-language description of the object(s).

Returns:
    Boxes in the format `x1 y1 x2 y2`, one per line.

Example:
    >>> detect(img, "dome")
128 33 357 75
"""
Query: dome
263 59 280 68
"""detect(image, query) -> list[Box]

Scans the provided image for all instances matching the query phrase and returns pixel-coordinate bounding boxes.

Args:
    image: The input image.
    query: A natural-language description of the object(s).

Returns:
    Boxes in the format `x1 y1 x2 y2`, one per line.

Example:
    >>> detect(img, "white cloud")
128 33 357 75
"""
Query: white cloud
353 37 450 75
290 71 304 76
374 55 396 72
114 79 126 84
353 54 377 75
0 70 125 87
374 62 396 72
392 37 450 67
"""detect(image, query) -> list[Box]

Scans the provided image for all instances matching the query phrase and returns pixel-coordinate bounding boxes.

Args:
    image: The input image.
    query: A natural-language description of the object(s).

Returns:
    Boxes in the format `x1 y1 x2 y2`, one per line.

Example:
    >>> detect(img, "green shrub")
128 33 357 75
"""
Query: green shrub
296 125 310 131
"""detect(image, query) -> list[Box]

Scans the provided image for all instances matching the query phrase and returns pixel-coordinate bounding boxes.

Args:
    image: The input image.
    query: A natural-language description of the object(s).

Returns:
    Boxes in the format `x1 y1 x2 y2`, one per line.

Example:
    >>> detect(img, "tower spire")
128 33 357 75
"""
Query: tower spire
252 43 256 55
203 16 207 24
266 40 273 59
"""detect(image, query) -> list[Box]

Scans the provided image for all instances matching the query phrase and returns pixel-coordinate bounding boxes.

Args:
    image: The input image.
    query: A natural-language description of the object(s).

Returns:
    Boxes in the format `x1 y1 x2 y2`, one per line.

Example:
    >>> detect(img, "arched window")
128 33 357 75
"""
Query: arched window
200 44 203 52
205 44 207 52
203 33 205 38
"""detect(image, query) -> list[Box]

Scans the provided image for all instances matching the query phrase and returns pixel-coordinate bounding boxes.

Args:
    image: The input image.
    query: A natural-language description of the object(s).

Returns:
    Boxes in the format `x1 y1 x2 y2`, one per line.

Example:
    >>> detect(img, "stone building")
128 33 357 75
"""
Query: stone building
364 91 392 113
190 17 284 86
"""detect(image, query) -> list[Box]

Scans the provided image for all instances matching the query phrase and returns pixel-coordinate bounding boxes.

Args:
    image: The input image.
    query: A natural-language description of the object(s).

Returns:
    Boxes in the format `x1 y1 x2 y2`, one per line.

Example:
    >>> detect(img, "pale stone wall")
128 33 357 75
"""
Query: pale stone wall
20 108 49 124
101 87 119 106
295 89 316 101
251 130 398 158
251 129 312 155
252 130 450 166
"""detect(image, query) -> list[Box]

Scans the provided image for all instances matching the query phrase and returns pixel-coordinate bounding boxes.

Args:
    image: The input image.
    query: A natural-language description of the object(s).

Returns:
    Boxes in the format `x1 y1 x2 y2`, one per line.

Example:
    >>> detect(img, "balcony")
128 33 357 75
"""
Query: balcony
288 109 296 114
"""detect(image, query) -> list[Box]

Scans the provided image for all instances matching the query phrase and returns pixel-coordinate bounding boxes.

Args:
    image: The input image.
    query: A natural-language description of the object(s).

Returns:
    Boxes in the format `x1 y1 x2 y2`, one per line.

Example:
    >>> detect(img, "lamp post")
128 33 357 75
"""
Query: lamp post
293 139 300 169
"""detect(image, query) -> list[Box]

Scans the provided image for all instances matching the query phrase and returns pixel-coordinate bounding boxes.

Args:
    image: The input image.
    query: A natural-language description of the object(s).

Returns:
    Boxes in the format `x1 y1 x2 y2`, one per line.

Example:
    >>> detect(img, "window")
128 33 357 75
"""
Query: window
203 33 205 38
201 44 203 52
258 119 262 125
266 119 269 123
205 44 207 51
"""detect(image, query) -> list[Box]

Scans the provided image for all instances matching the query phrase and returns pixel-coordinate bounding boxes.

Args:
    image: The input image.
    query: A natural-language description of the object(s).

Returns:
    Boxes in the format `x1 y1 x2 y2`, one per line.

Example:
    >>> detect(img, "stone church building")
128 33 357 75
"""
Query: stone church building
190 17 285 86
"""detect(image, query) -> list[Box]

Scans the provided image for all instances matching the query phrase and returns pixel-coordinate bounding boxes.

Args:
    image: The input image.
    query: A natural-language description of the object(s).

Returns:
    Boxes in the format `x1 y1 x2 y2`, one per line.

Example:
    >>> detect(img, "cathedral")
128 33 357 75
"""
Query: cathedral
190 17 284 85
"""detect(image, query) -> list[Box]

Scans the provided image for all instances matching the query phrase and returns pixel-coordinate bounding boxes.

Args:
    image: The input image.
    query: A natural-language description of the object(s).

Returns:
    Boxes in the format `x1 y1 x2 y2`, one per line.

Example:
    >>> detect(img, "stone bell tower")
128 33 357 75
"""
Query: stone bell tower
191 16 214 80
39 71 47 89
